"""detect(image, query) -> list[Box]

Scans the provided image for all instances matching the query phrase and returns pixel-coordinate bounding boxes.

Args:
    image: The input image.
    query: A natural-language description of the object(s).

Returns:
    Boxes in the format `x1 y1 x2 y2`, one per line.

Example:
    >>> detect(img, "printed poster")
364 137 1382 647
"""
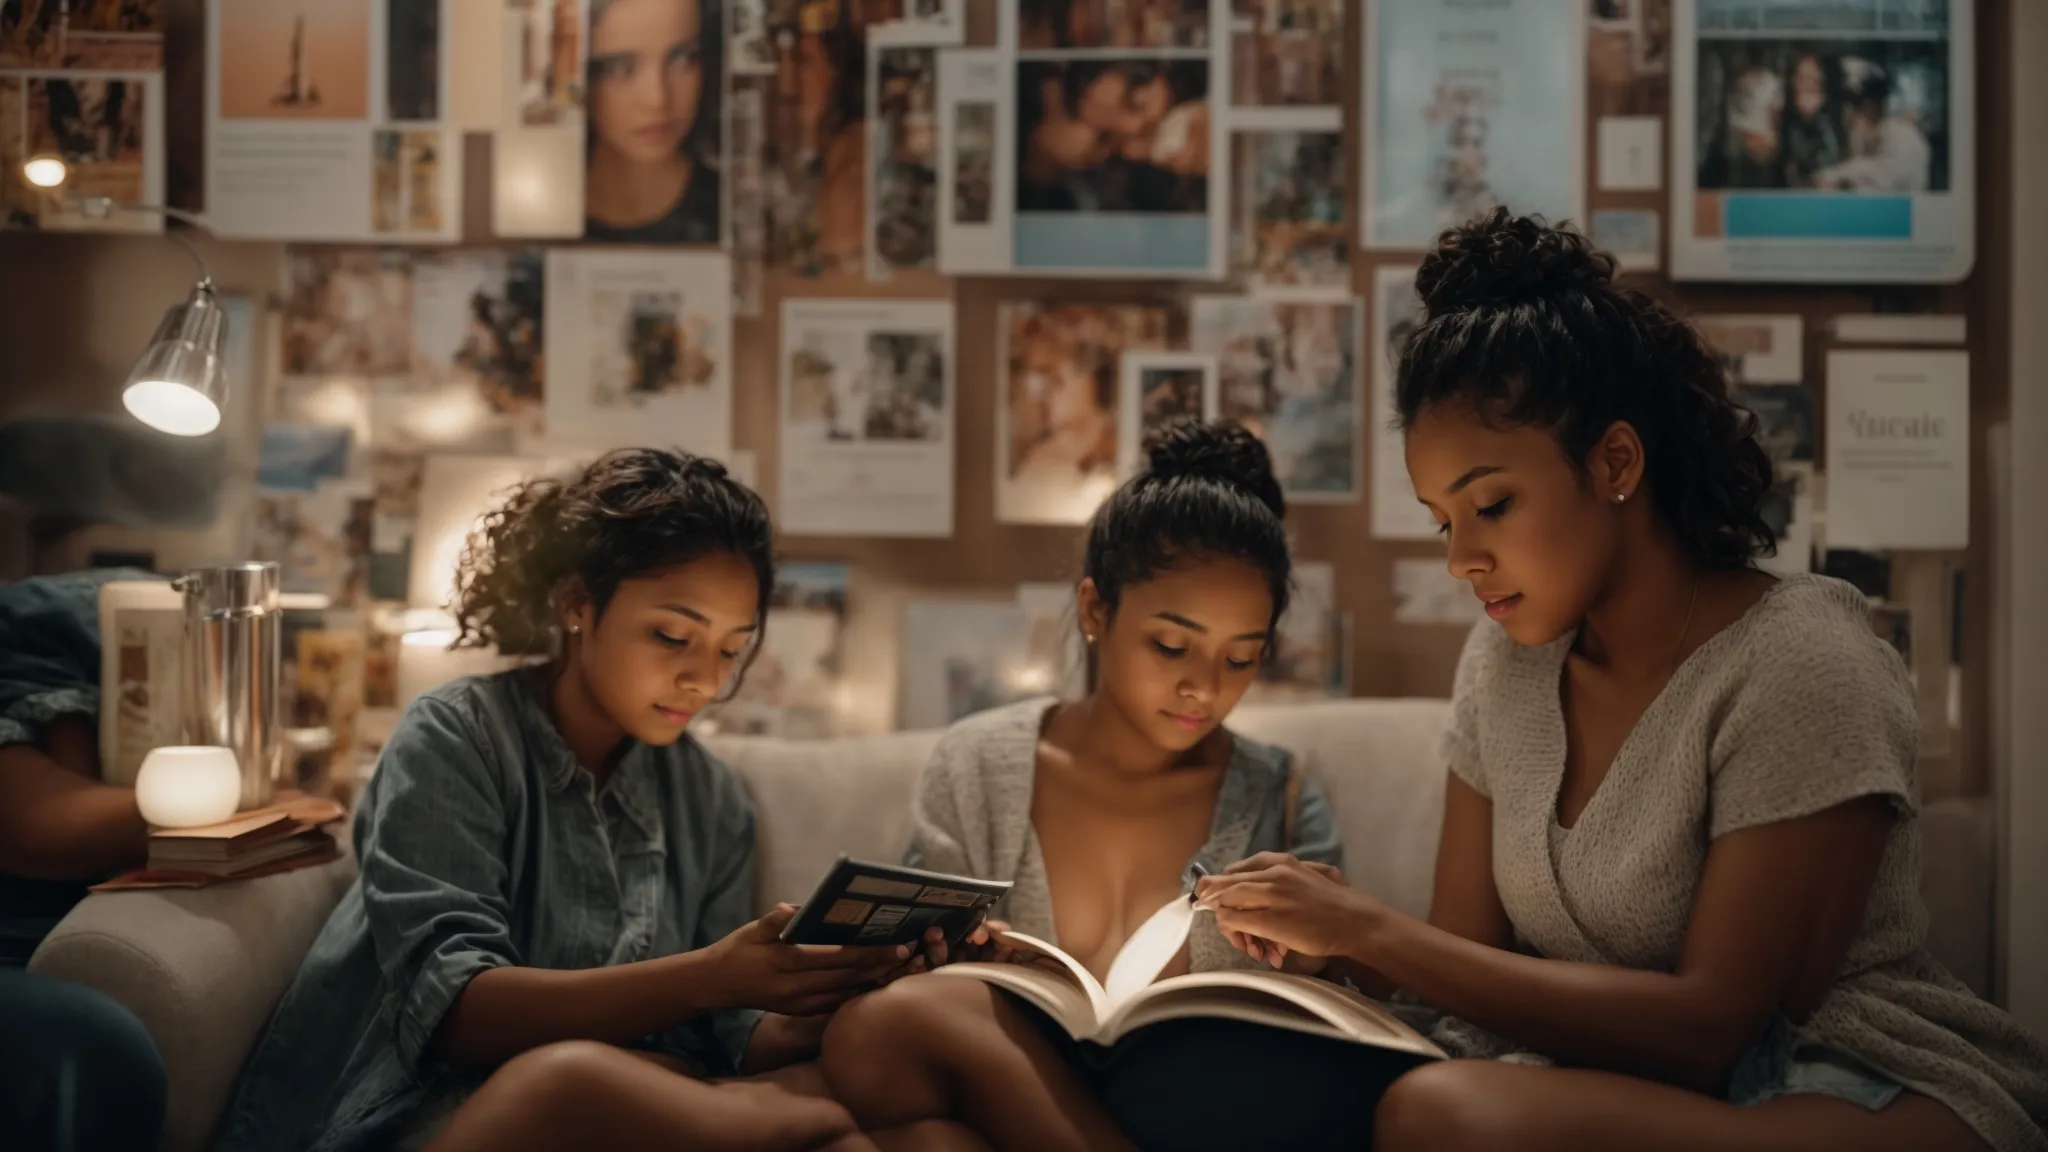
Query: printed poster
778 299 955 538
1361 0 1586 250
996 302 1171 525
581 0 725 246
1588 0 1672 119
867 35 940 282
935 48 1011 275
1117 351 1218 480
1190 296 1360 503
1231 129 1347 297
1824 350 1968 551
1243 560 1346 703
1671 0 1975 283
900 599 1037 731
1368 265 1433 539
757 0 892 277
543 248 732 459
0 0 166 234
705 562 850 739
969 0 1228 277
492 0 584 237
1228 0 1343 124
207 0 460 241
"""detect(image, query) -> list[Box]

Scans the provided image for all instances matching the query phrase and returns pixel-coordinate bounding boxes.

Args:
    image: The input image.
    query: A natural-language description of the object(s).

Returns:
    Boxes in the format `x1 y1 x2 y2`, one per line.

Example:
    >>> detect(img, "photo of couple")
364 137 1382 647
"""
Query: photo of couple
1016 59 1209 215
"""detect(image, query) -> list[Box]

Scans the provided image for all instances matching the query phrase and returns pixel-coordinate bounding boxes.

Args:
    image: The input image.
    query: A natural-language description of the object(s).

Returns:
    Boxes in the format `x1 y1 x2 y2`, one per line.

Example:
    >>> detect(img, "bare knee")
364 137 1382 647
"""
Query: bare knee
822 975 1003 1120
488 1040 623 1120
1375 1061 1518 1152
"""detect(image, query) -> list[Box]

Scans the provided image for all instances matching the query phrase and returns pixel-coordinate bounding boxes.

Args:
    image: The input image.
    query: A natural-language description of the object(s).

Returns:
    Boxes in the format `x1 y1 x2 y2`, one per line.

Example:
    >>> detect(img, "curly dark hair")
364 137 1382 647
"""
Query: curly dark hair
448 449 775 690
1082 417 1292 660
1393 208 1775 572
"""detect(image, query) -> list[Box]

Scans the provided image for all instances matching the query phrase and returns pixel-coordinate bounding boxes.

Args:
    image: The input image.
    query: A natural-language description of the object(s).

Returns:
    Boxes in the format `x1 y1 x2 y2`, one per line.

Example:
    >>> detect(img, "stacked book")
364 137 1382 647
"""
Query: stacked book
93 792 347 891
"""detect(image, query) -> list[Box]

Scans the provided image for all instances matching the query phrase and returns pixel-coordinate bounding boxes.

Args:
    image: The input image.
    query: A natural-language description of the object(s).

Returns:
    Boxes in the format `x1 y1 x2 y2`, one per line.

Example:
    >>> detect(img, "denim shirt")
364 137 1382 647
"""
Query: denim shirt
213 669 765 1152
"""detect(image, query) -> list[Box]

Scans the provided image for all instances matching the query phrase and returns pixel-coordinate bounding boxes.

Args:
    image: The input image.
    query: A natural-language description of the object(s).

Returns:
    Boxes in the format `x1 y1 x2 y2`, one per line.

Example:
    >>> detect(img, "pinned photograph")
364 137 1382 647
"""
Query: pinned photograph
779 299 954 537
384 0 440 122
1694 313 1802 384
1588 0 1671 117
1734 381 1814 465
409 250 546 424
281 249 415 378
900 600 1034 732
3 0 163 69
1590 208 1660 271
292 626 367 766
729 0 775 73
1757 459 1813 576
997 302 1171 524
951 101 995 224
868 42 940 280
215 0 371 120
1116 351 1216 478
1233 129 1346 294
894 0 964 43
583 0 725 245
1391 557 1485 627
590 290 716 408
370 128 448 235
703 562 849 738
258 425 355 491
1244 560 1344 703
1017 0 1210 49
759 0 882 276
254 481 376 605
1228 0 1340 109
1191 297 1360 501
1362 0 1584 250
1672 0 1971 282
1014 57 1215 273
23 76 150 220
508 0 583 124
727 79 767 315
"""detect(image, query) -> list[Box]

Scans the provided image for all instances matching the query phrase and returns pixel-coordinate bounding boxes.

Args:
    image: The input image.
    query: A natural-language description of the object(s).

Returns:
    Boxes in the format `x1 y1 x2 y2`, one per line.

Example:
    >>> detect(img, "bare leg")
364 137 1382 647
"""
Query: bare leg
425 1039 870 1152
1375 1060 1991 1152
820 974 1137 1152
870 1120 997 1152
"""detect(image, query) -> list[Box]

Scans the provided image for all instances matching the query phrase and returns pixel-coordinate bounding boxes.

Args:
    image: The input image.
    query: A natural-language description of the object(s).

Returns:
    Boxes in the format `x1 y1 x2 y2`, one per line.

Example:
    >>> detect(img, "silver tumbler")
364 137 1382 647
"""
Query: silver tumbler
176 563 284 810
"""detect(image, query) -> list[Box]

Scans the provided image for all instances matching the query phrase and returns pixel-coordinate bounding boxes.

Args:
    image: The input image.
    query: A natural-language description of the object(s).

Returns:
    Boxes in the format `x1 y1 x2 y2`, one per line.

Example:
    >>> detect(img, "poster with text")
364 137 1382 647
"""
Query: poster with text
1670 0 1974 283
1824 350 1967 551
996 301 1171 524
779 298 955 538
543 248 732 459
977 0 1228 278
1361 0 1585 250
1190 296 1360 502
207 0 459 241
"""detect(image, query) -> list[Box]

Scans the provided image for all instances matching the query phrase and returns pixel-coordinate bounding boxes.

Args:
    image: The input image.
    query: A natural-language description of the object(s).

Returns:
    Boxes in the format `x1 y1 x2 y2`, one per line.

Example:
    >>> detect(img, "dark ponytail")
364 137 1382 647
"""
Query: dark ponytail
1395 208 1775 571
1081 417 1293 658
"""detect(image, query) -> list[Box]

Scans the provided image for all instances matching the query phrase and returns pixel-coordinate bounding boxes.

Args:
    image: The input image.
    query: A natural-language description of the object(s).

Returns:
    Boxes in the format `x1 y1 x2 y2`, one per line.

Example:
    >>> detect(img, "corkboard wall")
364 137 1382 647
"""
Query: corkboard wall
0 1 2017 778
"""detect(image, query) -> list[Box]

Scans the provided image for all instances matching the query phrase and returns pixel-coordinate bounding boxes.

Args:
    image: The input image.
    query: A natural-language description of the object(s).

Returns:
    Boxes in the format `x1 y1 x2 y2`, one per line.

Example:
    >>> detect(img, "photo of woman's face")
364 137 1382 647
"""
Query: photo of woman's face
1793 54 1825 116
589 0 703 166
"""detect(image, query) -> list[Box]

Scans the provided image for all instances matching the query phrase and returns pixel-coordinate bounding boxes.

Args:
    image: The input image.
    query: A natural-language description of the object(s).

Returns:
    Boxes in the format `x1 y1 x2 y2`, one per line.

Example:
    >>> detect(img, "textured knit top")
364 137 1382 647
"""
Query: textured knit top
902 697 1343 974
1447 573 2048 1151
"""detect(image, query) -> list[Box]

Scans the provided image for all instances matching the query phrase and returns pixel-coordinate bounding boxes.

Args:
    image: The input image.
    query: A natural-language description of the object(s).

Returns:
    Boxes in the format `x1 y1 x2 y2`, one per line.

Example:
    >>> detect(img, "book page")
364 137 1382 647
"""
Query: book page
1102 895 1197 1007
989 931 1109 1022
1105 970 1445 1058
930 941 1103 1038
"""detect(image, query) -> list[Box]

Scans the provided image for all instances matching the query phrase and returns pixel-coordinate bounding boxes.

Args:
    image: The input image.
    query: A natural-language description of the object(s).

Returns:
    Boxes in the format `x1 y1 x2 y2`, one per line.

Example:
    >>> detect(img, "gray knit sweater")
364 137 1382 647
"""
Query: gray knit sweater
1449 573 2048 1150
902 697 1342 974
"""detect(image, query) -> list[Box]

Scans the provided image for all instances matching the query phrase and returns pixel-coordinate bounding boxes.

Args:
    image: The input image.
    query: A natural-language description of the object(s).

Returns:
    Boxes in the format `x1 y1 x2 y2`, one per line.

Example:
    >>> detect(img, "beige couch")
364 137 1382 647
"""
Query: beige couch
27 698 1994 1151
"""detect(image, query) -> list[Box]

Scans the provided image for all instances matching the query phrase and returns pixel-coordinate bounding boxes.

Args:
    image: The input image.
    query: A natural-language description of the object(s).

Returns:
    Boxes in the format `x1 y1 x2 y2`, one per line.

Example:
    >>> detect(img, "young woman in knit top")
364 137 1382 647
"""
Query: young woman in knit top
1196 209 2048 1150
819 420 1419 1152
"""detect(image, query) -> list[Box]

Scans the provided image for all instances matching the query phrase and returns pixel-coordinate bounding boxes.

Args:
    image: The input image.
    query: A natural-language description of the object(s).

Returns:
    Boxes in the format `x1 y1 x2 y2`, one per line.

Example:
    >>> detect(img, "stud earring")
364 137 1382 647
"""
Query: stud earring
567 624 581 635
1615 491 1629 504
1084 633 1096 644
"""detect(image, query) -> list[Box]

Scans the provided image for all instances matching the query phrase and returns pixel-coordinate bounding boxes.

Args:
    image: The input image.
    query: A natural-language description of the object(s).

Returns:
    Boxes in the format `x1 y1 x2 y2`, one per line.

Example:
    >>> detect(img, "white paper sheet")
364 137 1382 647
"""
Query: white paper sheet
1591 208 1662 271
1597 114 1663 190
543 248 733 459
1694 313 1804 385
936 49 1015 274
1669 0 1976 283
206 0 461 241
777 299 955 538
1368 266 1436 539
1824 350 1969 550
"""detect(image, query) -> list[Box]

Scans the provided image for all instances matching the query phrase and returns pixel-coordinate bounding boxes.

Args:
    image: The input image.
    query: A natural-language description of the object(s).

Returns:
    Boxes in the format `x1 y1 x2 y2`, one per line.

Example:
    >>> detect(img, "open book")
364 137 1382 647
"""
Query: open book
928 894 1445 1058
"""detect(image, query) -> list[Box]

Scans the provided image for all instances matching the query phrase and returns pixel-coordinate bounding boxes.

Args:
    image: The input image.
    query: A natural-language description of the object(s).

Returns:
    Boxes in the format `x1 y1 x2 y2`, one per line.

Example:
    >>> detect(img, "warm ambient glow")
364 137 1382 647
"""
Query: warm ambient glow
134 746 243 828
123 378 223 437
21 154 66 188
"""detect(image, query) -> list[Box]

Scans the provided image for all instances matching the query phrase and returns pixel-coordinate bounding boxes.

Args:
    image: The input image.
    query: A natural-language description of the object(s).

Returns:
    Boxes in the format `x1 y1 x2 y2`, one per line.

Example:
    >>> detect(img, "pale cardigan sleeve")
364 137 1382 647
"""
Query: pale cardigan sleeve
901 723 986 878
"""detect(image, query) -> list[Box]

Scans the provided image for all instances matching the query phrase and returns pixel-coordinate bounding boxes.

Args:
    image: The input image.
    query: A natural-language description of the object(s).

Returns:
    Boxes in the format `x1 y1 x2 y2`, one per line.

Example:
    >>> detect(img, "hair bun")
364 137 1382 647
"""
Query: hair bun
1415 208 1614 313
1143 417 1285 518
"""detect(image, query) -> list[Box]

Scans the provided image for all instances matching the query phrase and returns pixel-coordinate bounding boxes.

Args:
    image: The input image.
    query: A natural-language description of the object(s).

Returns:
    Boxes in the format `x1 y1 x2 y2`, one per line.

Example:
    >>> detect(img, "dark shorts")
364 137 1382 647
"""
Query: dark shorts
1011 992 1427 1152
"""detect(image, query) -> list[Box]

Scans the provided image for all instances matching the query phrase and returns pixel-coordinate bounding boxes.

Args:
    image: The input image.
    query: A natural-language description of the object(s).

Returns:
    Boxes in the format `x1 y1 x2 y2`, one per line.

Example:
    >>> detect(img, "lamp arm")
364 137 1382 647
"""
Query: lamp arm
76 197 215 287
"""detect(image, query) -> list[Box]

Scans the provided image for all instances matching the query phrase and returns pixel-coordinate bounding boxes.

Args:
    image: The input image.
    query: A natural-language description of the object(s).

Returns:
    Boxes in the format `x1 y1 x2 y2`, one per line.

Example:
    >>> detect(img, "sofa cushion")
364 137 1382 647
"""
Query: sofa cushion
706 697 1455 923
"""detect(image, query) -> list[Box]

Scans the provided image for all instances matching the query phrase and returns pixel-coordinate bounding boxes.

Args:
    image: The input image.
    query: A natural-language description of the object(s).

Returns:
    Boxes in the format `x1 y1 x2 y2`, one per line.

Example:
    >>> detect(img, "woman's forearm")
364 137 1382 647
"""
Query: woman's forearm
1348 910 1747 1091
433 950 734 1069
0 742 148 879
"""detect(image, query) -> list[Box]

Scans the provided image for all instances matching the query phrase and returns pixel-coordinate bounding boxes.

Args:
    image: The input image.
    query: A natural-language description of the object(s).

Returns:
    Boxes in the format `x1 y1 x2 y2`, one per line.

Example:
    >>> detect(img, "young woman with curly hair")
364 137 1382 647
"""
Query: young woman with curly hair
214 449 959 1152
1197 210 2048 1151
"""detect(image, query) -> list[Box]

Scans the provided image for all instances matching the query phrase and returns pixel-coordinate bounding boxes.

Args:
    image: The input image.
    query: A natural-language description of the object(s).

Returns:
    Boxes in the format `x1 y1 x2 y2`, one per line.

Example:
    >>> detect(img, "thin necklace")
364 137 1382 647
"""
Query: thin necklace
1670 573 1703 672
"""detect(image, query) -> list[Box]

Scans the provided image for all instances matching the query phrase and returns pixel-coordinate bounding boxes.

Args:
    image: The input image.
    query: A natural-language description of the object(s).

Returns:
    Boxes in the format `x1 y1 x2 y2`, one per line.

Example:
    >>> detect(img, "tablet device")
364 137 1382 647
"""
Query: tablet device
779 856 1013 949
